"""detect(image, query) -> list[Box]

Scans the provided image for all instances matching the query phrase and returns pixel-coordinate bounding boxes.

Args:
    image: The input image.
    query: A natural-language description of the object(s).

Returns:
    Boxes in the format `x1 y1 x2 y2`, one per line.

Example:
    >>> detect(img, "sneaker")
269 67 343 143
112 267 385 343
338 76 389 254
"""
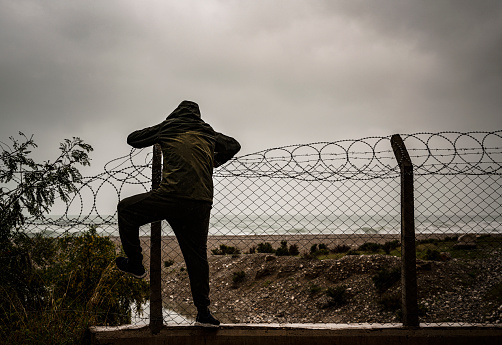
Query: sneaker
195 311 220 327
116 257 146 279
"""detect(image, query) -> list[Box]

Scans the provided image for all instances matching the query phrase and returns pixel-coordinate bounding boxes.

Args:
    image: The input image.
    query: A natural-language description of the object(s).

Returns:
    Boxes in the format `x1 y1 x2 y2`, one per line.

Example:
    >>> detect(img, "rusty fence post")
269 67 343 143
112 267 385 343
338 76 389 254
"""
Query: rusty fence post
391 134 419 327
150 144 163 334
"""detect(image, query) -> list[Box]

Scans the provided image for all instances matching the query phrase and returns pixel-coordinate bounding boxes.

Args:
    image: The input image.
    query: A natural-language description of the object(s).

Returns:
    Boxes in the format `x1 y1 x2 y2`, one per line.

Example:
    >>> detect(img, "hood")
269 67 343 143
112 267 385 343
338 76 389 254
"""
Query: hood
166 100 201 120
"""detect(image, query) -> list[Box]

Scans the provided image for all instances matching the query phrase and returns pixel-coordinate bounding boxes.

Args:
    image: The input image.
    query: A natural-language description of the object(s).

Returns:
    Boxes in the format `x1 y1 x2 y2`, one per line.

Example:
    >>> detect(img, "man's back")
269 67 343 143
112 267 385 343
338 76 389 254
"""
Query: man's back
127 101 217 202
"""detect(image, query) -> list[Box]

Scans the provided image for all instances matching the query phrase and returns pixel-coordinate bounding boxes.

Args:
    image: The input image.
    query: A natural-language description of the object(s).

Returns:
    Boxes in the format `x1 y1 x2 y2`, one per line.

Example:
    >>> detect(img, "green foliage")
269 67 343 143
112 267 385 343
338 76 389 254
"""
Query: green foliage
309 243 330 256
269 241 300 256
211 244 241 255
358 242 382 253
308 283 322 295
417 238 439 245
424 249 442 261
310 244 318 253
164 260 175 268
0 228 149 344
332 244 351 253
415 235 502 261
316 249 330 256
53 227 150 325
301 251 316 260
275 241 290 256
325 285 349 308
1 133 93 241
288 243 300 256
257 242 275 254
0 134 102 343
262 280 272 287
382 240 400 254
232 271 246 284
372 267 401 293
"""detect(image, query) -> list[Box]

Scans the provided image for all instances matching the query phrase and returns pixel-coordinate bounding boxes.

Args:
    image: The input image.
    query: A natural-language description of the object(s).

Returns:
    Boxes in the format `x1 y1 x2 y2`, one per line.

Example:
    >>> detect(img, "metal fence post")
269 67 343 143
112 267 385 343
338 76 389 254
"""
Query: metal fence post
391 134 419 327
150 144 163 334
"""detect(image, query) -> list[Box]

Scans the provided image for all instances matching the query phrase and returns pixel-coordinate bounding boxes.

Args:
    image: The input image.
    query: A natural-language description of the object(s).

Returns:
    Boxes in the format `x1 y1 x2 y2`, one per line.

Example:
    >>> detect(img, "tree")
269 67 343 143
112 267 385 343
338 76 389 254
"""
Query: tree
0 134 149 344
0 132 93 241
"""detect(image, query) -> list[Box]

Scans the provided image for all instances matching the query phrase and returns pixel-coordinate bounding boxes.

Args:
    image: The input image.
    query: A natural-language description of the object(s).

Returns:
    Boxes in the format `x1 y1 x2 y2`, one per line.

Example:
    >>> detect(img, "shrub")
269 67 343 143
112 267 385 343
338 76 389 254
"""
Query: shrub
424 249 442 261
1 228 149 344
318 244 328 251
310 244 318 254
288 244 300 256
358 242 382 253
332 244 351 253
308 283 322 295
302 252 317 260
382 240 400 254
275 241 290 256
164 260 175 268
232 271 246 284
309 243 329 256
52 228 150 325
257 242 275 253
316 249 330 256
325 285 349 307
212 244 240 255
417 238 438 245
372 267 401 293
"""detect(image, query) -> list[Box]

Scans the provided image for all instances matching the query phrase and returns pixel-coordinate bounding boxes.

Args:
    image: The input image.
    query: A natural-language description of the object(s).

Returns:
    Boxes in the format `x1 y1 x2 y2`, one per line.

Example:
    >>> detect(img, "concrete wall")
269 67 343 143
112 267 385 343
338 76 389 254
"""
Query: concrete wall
90 324 502 345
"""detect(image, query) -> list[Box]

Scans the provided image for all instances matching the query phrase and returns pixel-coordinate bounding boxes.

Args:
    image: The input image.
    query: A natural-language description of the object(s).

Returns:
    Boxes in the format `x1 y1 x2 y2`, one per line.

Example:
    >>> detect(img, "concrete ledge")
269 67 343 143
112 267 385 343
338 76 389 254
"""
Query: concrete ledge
90 323 502 345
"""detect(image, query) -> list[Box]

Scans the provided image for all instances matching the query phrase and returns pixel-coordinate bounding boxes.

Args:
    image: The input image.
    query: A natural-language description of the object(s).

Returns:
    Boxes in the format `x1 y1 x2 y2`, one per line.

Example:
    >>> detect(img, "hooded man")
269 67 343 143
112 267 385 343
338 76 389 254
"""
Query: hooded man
116 100 240 326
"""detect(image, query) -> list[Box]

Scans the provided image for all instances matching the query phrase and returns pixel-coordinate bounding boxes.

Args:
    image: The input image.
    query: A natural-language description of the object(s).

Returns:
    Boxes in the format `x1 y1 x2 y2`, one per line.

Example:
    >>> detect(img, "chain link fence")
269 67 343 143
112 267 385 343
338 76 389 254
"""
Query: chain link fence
14 131 502 327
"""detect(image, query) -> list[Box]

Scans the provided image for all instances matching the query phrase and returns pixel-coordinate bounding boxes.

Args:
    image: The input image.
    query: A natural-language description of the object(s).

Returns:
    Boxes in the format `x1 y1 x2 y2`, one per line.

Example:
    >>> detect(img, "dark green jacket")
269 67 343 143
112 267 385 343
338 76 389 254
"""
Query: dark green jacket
127 101 240 202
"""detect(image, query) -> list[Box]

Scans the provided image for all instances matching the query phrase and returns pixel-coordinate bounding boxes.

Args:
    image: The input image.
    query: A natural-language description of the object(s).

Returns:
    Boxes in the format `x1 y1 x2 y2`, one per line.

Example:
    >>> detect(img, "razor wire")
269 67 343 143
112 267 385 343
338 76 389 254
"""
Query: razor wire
8 130 502 327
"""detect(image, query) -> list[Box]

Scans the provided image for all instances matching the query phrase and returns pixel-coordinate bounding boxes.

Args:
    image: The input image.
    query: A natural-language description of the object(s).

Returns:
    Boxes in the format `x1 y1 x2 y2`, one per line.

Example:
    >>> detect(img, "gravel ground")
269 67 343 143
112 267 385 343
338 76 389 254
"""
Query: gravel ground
161 245 502 325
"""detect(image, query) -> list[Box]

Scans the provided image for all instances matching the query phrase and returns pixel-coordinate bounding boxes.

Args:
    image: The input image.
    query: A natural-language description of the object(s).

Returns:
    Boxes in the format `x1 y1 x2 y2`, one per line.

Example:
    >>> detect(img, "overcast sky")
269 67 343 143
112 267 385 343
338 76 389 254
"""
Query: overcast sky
1 0 502 176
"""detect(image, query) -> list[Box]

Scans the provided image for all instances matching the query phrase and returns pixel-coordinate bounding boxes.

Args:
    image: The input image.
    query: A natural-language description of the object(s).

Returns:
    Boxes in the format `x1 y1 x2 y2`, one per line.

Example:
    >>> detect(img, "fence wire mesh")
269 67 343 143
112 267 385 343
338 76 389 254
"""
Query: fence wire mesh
7 130 502 327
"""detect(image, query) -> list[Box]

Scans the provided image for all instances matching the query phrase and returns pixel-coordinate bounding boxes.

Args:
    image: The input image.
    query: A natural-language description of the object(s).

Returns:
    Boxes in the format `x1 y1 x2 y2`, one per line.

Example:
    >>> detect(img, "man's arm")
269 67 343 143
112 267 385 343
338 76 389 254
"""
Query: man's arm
126 123 162 148
214 132 241 167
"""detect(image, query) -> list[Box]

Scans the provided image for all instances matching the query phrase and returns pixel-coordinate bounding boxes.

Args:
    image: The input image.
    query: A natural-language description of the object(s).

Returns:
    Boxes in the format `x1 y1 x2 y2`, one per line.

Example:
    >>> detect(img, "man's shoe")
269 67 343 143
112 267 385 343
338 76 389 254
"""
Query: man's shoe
116 257 146 279
195 311 220 327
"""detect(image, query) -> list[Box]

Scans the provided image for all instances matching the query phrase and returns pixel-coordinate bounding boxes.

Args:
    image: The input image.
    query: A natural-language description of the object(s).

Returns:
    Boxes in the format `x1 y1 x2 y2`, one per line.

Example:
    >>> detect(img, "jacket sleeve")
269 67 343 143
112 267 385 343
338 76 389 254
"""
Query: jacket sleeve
214 132 241 167
126 123 162 148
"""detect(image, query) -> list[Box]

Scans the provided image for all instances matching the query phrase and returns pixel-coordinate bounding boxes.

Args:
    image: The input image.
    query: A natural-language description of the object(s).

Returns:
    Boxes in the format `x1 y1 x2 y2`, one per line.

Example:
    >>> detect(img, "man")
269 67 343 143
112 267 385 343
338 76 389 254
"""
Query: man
116 100 240 326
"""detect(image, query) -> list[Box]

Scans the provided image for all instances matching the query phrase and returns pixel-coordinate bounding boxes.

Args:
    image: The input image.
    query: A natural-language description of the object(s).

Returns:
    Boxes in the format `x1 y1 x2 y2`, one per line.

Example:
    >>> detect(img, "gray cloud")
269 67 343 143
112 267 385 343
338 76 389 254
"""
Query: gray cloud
1 0 501 172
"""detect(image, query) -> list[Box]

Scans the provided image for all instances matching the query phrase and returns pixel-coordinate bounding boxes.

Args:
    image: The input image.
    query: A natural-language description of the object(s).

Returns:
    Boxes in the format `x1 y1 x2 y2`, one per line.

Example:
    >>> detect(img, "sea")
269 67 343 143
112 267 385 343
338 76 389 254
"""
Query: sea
25 213 502 237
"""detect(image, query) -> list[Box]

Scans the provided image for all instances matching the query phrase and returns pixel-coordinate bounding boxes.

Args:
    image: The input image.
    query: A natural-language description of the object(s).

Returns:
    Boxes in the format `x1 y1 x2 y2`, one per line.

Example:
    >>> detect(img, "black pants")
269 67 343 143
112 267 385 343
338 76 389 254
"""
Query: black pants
117 191 212 308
